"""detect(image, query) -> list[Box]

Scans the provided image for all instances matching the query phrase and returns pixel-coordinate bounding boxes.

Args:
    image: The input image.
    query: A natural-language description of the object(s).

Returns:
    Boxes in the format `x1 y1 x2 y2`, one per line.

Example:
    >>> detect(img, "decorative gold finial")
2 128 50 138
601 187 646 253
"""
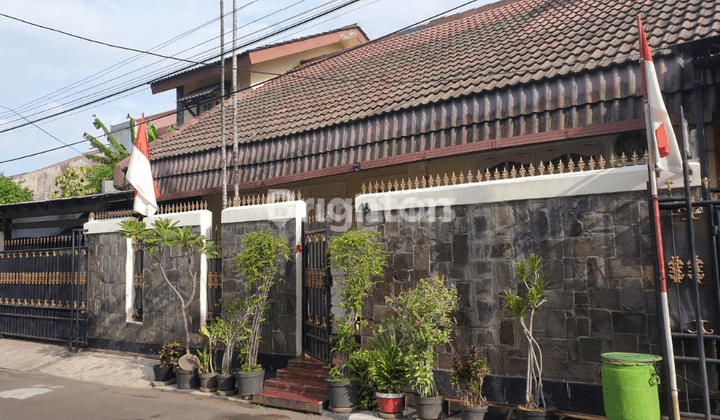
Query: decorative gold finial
493 168 500 180
510 166 517 178
451 172 457 185
599 155 606 169
665 180 673 192
519 165 526 177
485 168 492 181
631 152 639 165
538 162 545 175
668 256 685 284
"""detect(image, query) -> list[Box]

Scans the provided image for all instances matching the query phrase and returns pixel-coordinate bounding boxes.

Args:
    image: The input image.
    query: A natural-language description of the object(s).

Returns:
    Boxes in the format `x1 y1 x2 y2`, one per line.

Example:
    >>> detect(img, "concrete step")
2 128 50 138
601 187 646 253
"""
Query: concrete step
253 389 325 414
264 377 328 399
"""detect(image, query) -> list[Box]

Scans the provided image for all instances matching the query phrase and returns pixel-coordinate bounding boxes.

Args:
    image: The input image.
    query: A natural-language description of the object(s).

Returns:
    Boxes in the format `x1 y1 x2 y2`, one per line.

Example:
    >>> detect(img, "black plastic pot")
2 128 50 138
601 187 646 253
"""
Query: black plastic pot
415 395 443 419
515 409 557 419
235 369 265 397
216 373 236 392
199 372 218 392
175 368 198 389
153 364 174 382
327 380 358 412
461 404 488 420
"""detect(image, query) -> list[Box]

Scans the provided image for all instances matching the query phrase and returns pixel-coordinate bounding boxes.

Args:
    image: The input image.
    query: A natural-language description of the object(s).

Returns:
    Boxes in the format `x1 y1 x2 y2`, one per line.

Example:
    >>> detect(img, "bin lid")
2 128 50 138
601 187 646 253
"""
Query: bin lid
601 352 662 365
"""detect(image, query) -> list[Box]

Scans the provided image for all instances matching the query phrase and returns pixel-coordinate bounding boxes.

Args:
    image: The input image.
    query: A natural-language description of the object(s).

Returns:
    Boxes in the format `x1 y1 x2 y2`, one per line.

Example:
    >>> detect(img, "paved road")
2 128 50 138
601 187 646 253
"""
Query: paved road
0 369 317 420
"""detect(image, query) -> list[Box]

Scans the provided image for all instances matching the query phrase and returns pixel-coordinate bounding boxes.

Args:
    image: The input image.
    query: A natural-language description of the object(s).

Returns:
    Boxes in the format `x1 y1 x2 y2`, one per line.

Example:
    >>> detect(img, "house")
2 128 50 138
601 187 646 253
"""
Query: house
115 0 720 212
149 25 369 126
81 0 720 416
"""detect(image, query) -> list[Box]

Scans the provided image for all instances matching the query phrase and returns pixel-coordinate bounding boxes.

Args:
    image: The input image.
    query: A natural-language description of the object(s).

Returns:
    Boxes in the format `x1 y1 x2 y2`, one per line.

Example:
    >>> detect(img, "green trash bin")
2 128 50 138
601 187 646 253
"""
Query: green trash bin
601 352 662 420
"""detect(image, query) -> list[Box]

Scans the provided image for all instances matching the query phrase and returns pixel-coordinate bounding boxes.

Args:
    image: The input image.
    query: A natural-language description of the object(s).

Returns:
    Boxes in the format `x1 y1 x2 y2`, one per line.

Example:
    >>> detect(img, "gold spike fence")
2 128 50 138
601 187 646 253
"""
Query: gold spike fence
89 201 209 221
230 191 302 207
359 152 648 195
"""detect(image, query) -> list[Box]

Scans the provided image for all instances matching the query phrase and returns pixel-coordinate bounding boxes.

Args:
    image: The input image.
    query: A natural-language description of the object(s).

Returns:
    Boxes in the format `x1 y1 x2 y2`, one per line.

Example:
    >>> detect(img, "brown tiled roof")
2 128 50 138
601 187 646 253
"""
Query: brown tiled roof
120 0 720 196
150 0 719 160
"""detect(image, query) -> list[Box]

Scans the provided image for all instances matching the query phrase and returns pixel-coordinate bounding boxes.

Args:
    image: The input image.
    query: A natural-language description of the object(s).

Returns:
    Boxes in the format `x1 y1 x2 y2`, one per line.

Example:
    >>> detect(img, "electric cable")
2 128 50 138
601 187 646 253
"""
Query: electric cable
0 0 348 128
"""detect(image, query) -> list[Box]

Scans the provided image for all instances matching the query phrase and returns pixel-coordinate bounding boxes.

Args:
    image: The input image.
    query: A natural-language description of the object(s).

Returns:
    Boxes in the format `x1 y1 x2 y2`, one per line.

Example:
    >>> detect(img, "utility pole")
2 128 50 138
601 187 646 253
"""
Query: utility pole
220 0 227 209
232 0 239 199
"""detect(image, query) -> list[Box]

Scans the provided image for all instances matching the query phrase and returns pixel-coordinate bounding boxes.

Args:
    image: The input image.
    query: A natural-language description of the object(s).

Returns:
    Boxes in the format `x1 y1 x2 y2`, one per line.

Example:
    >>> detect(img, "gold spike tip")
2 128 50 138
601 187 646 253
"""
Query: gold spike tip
493 168 500 180
485 168 491 181
458 172 465 184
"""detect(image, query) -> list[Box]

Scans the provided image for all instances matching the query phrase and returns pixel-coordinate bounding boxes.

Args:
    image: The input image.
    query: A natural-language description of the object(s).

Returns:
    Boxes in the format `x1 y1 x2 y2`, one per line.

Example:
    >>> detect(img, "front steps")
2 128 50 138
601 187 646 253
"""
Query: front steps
253 354 329 414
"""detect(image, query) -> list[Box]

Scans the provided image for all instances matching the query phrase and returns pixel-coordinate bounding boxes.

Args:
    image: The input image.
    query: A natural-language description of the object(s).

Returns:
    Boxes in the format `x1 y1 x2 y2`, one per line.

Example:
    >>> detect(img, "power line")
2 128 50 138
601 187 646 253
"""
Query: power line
0 104 84 156
0 0 363 135
0 0 344 128
0 2 257 121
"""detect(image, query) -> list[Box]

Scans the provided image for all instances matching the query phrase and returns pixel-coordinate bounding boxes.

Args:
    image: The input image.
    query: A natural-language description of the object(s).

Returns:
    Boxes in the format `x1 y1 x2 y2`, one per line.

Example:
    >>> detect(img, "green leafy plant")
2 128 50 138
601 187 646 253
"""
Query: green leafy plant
232 228 291 372
0 174 33 204
368 329 409 394
327 230 387 381
385 276 458 398
450 345 489 408
119 218 217 354
199 324 222 374
51 166 94 198
196 348 213 374
159 341 186 367
502 253 548 410
214 299 251 375
349 349 376 410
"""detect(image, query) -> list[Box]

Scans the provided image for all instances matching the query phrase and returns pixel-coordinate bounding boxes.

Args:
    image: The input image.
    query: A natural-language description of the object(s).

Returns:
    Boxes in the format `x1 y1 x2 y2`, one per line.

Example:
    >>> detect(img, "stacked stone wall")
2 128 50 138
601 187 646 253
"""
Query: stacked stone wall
359 190 657 388
221 220 298 356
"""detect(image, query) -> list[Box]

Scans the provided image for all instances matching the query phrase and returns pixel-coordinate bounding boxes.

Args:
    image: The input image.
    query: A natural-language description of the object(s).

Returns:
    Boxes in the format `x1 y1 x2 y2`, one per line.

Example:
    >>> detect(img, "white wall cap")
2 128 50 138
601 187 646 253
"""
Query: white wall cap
355 163 701 213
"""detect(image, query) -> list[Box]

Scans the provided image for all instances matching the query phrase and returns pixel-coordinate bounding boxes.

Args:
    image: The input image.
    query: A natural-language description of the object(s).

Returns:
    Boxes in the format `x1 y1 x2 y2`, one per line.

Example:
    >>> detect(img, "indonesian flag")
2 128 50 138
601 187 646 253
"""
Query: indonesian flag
638 15 682 173
126 116 159 216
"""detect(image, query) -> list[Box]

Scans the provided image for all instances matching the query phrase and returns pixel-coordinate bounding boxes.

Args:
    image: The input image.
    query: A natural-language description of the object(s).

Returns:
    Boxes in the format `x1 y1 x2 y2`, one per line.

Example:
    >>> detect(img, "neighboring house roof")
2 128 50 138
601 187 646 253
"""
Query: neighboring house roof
150 24 369 94
117 0 720 199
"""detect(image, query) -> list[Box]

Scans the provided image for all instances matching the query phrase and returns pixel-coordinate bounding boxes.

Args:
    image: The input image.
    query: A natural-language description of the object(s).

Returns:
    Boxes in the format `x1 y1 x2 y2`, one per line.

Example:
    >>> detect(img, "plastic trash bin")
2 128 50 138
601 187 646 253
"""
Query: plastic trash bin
601 352 662 420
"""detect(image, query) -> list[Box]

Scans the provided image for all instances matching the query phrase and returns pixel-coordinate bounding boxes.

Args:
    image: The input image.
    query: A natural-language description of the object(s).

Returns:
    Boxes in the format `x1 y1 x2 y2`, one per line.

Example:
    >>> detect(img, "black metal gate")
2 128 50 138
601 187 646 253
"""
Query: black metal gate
302 218 332 363
0 229 88 350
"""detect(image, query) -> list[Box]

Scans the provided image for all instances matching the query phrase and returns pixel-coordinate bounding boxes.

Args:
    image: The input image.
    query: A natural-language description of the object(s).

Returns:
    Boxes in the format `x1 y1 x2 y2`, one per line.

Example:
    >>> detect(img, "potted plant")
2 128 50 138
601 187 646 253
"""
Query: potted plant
502 253 553 418
368 329 409 418
326 230 387 412
231 228 290 397
215 299 250 394
197 324 219 392
153 341 185 382
349 349 376 412
385 276 458 420
451 345 490 420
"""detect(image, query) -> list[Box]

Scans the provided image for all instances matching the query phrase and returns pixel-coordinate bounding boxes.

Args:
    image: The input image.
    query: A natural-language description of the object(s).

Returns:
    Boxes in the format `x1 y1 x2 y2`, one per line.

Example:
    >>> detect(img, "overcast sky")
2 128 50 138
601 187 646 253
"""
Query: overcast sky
0 0 491 178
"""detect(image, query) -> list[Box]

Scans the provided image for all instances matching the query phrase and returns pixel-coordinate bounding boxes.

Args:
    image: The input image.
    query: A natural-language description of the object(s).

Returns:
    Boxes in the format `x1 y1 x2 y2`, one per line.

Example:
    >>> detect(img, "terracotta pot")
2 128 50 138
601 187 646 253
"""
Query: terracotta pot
376 392 404 414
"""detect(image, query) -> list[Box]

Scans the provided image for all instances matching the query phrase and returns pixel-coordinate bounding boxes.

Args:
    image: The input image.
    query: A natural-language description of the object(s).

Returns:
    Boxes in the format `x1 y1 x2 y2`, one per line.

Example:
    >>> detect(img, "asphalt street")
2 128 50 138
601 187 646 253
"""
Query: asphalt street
0 369 318 420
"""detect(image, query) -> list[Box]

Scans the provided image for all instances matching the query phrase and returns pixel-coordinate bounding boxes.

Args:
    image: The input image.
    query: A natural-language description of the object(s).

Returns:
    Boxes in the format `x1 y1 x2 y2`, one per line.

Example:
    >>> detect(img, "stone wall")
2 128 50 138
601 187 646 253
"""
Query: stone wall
85 215 207 350
359 190 657 391
221 219 299 357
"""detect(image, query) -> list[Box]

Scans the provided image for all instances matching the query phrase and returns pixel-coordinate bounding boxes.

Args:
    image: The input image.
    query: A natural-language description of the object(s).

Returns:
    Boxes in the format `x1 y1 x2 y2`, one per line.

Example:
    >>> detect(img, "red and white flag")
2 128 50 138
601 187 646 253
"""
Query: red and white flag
638 15 682 173
126 116 159 216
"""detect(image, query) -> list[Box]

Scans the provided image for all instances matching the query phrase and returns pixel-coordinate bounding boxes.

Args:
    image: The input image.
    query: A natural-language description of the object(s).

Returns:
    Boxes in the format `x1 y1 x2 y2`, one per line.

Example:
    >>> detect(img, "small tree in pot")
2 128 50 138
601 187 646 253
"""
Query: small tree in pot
451 345 490 420
213 299 251 394
231 228 290 397
326 230 387 412
385 276 458 420
119 218 217 354
502 253 551 417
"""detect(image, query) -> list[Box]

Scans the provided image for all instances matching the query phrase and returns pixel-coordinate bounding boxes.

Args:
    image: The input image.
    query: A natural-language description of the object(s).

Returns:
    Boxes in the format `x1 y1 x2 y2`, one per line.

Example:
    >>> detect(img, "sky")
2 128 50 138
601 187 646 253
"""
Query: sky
0 0 492 178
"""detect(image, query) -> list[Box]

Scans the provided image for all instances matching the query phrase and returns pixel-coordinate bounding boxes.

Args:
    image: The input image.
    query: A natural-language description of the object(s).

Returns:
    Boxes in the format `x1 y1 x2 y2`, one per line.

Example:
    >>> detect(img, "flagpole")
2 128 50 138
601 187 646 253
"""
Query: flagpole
644 103 681 420
638 14 680 420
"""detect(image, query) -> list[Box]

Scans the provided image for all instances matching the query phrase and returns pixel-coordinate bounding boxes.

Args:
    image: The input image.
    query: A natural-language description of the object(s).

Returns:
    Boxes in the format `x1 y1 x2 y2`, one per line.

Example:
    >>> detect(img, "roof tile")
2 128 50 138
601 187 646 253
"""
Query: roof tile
148 0 720 164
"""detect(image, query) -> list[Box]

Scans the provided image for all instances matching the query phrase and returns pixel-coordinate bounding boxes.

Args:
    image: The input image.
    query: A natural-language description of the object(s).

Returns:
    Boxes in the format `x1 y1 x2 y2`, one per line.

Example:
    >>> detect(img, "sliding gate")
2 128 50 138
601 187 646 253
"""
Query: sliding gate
0 229 88 350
